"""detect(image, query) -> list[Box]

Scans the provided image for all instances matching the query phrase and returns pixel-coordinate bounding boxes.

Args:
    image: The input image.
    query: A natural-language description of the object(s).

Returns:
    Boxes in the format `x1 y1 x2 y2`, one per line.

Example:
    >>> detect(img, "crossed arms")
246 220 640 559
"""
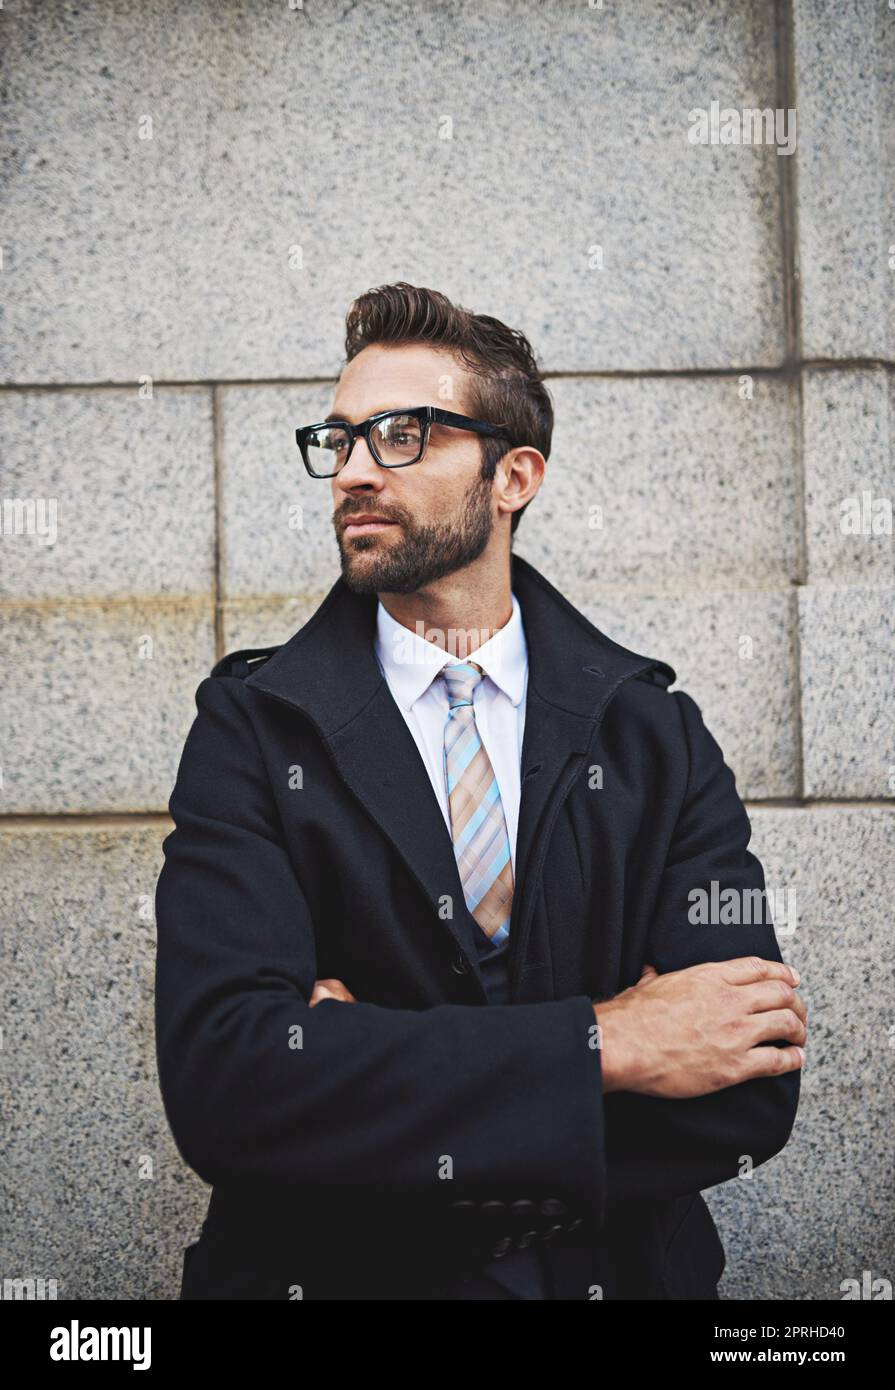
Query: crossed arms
154 674 802 1230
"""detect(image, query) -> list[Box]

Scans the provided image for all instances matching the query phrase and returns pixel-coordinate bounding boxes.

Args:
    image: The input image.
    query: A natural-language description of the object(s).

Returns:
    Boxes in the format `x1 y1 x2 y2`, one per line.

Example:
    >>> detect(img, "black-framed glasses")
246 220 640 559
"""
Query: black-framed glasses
295 406 513 479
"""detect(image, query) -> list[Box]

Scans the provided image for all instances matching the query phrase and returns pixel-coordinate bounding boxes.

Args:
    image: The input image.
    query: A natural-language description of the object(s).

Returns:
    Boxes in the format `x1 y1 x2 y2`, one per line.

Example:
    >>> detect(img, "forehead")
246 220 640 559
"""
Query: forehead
331 343 471 420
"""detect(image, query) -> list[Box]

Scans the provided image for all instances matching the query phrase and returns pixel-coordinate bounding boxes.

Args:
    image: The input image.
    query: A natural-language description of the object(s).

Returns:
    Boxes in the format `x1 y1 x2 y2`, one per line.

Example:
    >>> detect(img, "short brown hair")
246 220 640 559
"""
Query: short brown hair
343 281 552 536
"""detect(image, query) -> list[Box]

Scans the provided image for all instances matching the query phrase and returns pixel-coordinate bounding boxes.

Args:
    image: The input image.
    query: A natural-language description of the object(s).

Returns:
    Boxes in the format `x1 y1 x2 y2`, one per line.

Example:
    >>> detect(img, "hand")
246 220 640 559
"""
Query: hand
309 977 357 1007
594 956 807 1098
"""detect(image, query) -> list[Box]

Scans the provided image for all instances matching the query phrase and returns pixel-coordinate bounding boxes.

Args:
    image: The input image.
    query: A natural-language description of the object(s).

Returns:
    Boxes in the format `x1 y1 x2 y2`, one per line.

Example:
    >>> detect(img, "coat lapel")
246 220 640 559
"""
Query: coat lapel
500 557 675 993
245 567 483 972
245 554 675 996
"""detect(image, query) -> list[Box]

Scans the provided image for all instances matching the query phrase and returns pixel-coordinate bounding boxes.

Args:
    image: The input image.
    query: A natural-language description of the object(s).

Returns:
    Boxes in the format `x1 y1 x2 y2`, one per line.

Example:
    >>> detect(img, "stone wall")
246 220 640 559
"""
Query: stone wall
1 0 891 1300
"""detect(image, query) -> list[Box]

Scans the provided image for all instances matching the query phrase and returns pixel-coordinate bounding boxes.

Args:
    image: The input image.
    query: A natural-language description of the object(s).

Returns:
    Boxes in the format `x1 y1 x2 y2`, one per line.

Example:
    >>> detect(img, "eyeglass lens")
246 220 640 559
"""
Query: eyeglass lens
306 413 423 475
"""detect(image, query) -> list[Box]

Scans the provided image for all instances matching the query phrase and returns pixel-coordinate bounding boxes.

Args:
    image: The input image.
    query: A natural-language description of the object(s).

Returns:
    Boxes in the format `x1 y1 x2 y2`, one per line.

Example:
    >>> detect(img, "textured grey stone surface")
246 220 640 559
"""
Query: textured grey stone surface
0 602 215 813
708 806 895 1301
220 383 340 599
802 368 895 587
1 0 891 1308
794 0 895 361
2 0 784 383
0 387 214 599
222 595 329 654
799 586 895 799
572 586 799 801
0 823 208 1300
514 375 800 595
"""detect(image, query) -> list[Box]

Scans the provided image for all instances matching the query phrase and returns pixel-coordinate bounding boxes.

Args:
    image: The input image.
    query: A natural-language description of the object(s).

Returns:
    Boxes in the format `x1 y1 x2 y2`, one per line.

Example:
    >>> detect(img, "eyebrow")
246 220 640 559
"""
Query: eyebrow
323 407 416 425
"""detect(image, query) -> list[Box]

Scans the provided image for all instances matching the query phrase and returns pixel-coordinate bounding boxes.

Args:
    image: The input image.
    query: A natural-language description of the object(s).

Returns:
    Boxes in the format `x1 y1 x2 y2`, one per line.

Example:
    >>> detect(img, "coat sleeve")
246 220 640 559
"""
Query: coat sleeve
601 688 801 1204
154 673 606 1223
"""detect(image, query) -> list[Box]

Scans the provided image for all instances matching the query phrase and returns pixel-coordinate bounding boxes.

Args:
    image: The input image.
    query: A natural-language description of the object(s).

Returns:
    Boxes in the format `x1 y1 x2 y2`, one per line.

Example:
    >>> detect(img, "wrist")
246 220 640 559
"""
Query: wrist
593 998 638 1094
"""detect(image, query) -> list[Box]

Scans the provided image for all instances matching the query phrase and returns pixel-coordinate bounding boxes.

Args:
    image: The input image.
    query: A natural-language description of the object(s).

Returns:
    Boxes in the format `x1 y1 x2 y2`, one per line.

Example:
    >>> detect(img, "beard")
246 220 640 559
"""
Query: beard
336 469 494 596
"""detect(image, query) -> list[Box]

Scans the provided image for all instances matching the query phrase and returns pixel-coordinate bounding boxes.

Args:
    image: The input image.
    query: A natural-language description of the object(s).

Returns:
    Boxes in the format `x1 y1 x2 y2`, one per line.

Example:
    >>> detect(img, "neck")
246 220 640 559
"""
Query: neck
378 551 514 657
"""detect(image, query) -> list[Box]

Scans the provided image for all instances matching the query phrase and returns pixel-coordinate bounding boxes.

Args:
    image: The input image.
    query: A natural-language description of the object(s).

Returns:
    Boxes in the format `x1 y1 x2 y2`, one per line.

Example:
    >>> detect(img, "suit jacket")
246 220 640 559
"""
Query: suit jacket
154 552 800 1300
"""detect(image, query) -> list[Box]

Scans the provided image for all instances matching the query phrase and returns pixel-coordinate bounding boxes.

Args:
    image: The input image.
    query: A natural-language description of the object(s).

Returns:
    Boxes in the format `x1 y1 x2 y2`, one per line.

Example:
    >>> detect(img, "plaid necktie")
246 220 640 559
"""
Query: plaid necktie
440 661 514 943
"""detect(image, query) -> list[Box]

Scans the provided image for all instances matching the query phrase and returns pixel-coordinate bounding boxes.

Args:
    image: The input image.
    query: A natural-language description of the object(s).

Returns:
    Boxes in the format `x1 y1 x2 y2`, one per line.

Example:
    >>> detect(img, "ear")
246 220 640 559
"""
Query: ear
497 445 545 521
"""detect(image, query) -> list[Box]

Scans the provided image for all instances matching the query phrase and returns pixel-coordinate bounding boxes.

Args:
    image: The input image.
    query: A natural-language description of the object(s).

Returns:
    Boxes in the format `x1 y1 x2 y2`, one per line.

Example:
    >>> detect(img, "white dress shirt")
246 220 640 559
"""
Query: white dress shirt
373 592 528 871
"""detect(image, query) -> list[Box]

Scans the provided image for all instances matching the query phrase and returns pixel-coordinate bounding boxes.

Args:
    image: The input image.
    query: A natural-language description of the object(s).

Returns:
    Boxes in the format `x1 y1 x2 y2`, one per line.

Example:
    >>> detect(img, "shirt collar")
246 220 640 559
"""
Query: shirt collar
374 591 527 712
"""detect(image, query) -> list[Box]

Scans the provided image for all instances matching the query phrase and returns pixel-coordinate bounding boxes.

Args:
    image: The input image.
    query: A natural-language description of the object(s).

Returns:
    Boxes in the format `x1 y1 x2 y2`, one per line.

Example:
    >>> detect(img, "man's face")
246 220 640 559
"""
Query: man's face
329 343 497 595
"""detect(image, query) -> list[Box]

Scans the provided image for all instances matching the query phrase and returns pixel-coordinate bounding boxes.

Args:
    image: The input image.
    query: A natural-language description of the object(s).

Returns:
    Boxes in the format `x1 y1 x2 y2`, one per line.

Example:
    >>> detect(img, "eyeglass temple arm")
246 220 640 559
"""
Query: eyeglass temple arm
426 408 511 440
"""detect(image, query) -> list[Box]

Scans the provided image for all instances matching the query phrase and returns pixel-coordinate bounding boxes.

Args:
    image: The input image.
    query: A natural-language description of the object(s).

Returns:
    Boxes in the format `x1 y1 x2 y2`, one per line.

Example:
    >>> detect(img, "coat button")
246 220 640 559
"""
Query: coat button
451 952 469 974
490 1236 514 1258
447 1199 477 1254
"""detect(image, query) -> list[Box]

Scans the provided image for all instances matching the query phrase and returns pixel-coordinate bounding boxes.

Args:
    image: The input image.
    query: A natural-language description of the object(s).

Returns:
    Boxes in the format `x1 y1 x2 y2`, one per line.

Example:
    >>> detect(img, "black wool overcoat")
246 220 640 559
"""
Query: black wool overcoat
154 552 799 1300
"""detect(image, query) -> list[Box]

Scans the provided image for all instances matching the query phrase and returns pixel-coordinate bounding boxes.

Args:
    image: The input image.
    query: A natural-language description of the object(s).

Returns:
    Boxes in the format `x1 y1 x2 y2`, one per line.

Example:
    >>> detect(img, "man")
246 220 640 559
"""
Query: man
155 281 805 1301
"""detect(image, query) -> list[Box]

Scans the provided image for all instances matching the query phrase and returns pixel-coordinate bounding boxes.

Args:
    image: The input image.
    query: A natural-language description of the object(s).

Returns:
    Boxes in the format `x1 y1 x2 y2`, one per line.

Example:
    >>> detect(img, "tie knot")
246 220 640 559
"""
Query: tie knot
440 660 484 709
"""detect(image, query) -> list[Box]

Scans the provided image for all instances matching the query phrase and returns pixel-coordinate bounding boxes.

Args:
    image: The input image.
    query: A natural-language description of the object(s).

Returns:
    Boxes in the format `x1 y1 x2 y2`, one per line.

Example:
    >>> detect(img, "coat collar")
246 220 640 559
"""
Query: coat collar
247 552 674 732
246 553 675 1000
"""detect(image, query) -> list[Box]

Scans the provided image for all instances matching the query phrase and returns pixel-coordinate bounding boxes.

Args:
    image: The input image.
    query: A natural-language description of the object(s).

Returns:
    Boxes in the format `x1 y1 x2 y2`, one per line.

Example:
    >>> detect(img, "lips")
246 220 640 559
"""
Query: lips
342 517 398 536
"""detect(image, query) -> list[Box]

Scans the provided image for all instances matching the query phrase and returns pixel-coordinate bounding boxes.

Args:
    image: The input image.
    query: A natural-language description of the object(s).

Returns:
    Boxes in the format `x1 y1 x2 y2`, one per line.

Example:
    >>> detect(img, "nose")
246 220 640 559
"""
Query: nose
332 431 386 496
